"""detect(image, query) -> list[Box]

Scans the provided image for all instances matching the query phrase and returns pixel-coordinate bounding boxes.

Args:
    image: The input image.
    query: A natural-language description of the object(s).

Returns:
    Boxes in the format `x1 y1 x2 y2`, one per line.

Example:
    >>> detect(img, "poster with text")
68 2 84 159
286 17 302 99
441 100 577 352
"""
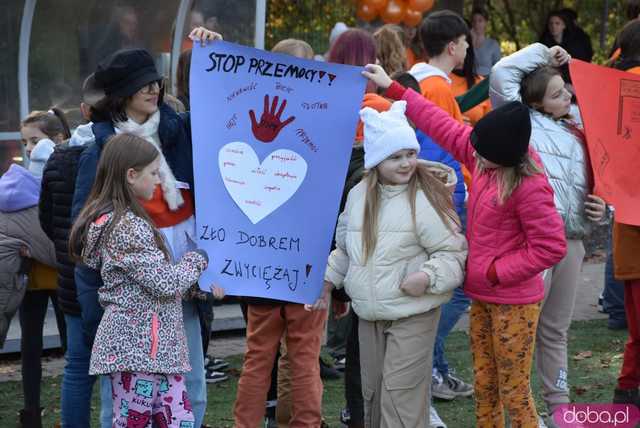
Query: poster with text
570 60 640 226
190 41 367 303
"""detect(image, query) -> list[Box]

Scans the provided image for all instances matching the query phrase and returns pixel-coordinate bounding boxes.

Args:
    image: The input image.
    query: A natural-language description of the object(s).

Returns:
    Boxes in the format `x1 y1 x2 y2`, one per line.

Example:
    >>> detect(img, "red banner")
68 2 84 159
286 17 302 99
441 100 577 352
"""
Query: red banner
570 60 640 226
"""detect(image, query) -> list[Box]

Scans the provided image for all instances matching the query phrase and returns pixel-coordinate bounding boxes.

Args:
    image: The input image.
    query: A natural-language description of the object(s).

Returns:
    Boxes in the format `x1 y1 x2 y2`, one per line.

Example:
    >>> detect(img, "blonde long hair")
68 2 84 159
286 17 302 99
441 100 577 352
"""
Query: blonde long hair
362 163 459 261
373 25 407 76
476 154 544 205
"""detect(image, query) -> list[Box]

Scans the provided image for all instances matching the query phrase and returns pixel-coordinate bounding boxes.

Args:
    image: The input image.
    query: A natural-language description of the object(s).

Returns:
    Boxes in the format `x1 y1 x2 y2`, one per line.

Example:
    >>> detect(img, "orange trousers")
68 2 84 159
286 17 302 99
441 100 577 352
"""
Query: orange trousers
470 300 541 428
233 304 327 428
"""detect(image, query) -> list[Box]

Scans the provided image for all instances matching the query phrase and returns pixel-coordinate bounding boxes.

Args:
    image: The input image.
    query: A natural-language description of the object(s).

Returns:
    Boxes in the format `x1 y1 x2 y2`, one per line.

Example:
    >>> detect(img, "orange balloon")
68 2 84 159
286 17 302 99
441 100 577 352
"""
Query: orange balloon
408 0 434 12
362 0 387 11
380 0 406 24
356 2 378 22
404 8 422 27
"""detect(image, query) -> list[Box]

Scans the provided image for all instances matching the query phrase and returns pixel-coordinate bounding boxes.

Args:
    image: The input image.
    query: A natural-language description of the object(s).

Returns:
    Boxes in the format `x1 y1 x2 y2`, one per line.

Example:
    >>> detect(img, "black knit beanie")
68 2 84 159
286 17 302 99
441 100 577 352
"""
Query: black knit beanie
470 101 531 167
95 49 161 97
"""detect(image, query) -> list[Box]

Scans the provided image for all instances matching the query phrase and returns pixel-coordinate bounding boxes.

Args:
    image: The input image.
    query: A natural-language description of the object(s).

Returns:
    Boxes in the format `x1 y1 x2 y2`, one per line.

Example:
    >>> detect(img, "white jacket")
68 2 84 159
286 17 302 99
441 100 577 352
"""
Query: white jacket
490 43 593 239
325 161 468 321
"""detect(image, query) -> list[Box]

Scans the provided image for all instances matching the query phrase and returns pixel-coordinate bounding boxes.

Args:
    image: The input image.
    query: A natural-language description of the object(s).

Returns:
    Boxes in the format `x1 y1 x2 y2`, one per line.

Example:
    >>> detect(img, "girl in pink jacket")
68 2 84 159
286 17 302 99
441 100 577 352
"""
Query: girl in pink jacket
363 64 567 428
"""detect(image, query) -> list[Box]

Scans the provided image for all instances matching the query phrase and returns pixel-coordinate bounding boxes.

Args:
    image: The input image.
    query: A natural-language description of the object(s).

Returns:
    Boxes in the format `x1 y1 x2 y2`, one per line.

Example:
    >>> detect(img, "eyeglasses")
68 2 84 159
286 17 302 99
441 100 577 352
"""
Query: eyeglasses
138 80 164 94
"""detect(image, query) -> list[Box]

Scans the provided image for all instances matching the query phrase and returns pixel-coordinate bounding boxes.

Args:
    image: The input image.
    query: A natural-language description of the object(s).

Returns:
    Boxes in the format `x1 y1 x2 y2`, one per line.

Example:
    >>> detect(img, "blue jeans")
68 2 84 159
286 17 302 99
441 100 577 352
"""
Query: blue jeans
184 299 206 426
61 314 92 427
433 287 470 376
603 244 626 324
99 376 111 428
61 314 112 428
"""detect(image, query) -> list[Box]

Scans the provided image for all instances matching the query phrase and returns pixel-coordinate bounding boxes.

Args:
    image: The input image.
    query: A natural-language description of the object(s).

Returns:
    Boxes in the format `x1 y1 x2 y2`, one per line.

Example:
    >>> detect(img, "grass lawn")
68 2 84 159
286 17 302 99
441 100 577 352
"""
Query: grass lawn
0 319 629 427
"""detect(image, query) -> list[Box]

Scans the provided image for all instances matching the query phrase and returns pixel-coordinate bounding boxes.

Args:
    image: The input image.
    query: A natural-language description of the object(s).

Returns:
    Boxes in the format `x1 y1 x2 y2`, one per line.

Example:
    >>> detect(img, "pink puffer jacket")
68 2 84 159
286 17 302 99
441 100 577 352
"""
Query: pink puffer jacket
387 83 566 304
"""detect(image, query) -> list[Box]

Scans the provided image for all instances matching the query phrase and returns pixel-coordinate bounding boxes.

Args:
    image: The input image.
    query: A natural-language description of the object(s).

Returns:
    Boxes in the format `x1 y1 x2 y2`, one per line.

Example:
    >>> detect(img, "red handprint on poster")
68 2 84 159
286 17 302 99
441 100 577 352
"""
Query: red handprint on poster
249 95 296 143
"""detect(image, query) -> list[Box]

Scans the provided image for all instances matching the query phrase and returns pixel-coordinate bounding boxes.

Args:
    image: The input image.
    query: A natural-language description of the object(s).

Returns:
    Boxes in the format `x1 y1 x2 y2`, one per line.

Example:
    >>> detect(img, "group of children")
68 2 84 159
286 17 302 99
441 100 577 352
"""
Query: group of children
2 6 639 428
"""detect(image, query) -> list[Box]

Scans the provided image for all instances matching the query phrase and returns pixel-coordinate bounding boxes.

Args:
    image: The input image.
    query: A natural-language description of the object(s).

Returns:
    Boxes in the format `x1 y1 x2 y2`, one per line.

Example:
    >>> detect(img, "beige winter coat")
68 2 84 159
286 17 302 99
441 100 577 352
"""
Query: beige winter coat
325 160 468 321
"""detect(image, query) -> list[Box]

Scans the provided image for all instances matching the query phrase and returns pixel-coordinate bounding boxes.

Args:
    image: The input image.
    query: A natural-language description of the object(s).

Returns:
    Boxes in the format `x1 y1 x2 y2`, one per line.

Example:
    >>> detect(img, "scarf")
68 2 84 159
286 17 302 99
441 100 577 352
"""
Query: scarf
115 111 184 210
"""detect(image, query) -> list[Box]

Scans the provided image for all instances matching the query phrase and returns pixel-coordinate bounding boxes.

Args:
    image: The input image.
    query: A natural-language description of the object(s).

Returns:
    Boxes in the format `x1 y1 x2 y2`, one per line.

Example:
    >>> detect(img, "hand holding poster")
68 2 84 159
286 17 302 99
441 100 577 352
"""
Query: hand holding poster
189 41 367 303
570 60 640 226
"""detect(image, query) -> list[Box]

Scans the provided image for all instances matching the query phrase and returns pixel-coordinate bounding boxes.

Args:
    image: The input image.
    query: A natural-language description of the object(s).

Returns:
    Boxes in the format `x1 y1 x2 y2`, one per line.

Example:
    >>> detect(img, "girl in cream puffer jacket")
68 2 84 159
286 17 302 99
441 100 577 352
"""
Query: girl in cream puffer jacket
325 158 467 321
320 101 467 428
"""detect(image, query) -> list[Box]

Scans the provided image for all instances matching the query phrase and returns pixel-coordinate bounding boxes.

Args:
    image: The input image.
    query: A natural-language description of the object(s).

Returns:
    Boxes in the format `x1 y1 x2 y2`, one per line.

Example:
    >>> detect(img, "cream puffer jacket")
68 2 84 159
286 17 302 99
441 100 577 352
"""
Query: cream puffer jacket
325 160 468 322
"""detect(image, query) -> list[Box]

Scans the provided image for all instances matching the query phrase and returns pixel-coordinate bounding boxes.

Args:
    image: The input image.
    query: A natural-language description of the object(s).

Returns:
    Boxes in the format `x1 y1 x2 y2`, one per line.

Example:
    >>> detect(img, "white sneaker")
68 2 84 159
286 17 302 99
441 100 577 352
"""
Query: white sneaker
429 404 447 428
538 415 549 428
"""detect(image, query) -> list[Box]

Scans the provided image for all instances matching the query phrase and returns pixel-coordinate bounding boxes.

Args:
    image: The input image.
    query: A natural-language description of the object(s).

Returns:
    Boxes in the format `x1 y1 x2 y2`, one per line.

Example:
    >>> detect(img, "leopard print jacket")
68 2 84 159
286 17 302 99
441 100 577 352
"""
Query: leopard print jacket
83 210 207 375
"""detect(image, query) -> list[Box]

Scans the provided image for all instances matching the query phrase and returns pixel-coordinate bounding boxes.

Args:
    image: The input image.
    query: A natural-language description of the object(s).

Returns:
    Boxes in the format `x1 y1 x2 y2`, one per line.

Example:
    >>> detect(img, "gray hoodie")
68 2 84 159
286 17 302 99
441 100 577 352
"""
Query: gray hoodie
68 122 95 147
0 164 57 345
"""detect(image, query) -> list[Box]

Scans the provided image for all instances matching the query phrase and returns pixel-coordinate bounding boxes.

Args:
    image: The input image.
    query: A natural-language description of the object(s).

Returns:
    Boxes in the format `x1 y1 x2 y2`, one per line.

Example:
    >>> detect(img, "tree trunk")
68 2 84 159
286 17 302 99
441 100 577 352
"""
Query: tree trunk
472 0 488 10
434 0 464 14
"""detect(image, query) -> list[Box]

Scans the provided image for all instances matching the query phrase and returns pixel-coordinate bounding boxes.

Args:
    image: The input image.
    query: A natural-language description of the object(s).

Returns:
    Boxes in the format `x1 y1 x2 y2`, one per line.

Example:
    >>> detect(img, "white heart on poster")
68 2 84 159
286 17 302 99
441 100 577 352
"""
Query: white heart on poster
218 142 308 224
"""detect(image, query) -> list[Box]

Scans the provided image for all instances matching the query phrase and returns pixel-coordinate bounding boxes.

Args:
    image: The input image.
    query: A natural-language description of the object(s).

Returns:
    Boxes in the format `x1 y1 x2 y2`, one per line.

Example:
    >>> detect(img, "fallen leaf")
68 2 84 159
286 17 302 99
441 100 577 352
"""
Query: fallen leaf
573 351 593 360
574 386 589 395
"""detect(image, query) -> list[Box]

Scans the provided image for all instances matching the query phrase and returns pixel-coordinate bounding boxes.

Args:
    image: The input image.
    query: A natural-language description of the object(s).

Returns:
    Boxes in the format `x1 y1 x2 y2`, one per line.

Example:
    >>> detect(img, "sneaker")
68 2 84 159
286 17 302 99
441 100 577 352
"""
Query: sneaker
613 387 639 405
205 369 228 384
597 293 606 313
320 358 342 380
607 318 628 330
538 415 549 428
204 355 229 371
429 404 447 428
432 371 473 400
443 372 474 398
432 371 455 400
264 416 277 428
334 357 346 372
340 407 351 425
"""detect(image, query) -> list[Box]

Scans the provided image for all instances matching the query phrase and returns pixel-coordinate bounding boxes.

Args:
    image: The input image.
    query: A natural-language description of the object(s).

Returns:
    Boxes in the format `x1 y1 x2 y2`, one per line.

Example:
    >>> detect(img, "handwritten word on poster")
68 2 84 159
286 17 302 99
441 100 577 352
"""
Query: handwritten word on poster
570 60 640 226
190 41 366 303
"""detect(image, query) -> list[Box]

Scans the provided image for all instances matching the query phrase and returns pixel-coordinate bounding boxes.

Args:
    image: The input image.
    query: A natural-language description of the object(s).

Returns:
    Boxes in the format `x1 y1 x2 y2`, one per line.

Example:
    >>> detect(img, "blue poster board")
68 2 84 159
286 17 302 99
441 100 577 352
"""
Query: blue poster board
190 41 366 304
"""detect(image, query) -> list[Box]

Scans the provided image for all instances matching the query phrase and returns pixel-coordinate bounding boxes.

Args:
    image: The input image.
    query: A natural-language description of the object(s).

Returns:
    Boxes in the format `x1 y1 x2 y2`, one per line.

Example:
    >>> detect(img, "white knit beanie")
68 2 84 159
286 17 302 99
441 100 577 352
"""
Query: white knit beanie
360 101 420 169
330 22 349 46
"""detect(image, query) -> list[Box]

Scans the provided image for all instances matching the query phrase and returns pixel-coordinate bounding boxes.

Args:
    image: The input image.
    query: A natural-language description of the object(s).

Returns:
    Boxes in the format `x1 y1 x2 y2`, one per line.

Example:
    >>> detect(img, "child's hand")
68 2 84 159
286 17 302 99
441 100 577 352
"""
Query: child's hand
189 27 223 47
585 194 606 222
362 64 393 90
210 285 226 300
400 272 430 297
549 46 570 67
19 246 31 258
332 300 350 320
305 281 334 311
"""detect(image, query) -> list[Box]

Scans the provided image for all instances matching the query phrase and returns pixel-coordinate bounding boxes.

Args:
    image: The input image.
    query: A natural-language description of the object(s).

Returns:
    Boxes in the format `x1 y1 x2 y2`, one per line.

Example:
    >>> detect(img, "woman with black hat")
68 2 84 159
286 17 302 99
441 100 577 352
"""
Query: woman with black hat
71 26 220 428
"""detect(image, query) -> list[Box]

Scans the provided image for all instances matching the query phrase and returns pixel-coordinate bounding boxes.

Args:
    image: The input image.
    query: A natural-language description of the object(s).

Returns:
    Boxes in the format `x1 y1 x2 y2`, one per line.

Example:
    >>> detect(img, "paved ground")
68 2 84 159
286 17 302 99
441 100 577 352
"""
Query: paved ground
0 261 609 382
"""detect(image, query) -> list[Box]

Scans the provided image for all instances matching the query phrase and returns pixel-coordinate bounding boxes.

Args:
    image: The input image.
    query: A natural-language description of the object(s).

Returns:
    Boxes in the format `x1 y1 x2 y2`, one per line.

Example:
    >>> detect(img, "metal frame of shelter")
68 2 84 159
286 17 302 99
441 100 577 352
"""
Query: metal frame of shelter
0 0 266 144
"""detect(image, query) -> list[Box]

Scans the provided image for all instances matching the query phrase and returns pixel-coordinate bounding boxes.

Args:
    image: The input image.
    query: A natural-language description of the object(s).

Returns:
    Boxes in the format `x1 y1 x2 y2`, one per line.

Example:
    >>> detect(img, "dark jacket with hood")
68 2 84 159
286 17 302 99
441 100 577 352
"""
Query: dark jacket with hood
71 104 193 345
39 124 94 315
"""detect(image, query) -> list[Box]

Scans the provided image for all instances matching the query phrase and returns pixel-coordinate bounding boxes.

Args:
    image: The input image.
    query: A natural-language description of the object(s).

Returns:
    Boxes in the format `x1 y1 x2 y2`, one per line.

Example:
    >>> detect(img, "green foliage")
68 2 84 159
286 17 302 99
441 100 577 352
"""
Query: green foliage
266 0 358 55
465 0 630 63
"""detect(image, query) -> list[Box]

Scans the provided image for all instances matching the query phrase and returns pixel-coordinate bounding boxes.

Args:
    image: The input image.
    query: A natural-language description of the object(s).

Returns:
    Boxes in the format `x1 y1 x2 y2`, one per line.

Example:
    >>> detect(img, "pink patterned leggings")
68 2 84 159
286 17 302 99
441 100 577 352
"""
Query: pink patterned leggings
110 371 195 428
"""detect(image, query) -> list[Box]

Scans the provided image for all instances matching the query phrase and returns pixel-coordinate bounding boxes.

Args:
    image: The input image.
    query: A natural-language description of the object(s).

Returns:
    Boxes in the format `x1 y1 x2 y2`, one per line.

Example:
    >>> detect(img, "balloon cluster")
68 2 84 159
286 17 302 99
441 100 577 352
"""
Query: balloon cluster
356 0 435 26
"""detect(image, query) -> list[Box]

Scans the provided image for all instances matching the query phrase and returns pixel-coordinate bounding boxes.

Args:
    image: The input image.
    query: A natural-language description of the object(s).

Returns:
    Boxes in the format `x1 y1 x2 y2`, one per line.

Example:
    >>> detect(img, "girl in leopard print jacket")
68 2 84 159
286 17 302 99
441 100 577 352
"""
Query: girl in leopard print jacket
69 134 208 427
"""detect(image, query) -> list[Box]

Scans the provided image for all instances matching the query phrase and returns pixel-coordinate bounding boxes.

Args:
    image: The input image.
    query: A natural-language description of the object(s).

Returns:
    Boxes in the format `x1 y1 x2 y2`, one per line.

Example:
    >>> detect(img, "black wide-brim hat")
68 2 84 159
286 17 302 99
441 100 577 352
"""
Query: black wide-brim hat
95 48 161 97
